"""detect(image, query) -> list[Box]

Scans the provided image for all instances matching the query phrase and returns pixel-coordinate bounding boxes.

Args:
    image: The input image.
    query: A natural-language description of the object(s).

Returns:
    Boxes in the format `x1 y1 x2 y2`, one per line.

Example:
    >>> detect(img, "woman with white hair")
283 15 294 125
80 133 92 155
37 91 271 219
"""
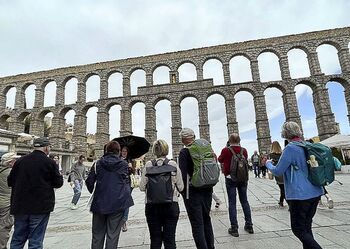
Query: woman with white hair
266 121 324 249
0 152 20 248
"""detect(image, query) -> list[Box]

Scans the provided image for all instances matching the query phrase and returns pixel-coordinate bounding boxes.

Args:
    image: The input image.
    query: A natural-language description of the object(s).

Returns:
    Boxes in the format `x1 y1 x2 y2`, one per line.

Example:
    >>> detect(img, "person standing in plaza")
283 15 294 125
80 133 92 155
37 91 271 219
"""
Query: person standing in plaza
266 122 324 249
251 151 260 178
178 128 215 249
69 155 87 210
218 133 254 237
85 141 133 249
0 152 20 249
268 141 285 207
7 137 63 249
139 139 184 249
49 154 62 175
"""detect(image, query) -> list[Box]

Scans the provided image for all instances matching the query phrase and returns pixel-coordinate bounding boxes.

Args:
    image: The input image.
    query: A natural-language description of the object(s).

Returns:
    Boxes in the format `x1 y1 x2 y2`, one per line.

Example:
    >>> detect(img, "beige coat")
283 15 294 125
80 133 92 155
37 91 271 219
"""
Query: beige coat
139 157 184 203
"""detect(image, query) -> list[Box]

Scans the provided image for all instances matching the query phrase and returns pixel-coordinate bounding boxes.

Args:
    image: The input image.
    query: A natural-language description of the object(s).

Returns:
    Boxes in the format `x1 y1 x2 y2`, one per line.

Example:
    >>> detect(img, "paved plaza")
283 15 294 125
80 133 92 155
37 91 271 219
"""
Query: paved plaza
9 171 350 249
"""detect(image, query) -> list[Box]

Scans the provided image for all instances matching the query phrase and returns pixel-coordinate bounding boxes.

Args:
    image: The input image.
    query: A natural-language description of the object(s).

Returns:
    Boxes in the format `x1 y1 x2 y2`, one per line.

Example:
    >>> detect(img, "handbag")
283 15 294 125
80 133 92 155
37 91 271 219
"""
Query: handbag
130 174 140 188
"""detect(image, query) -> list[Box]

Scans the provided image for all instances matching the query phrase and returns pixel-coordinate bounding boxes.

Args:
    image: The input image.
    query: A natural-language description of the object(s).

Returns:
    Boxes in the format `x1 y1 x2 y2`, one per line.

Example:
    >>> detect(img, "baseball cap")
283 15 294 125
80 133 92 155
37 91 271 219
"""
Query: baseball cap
33 137 51 147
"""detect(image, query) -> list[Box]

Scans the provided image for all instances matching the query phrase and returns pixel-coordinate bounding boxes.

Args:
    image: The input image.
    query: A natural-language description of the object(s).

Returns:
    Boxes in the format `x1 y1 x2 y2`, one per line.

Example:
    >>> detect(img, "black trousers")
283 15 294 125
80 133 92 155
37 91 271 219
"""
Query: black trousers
145 202 180 249
183 187 215 249
278 184 285 205
288 196 322 249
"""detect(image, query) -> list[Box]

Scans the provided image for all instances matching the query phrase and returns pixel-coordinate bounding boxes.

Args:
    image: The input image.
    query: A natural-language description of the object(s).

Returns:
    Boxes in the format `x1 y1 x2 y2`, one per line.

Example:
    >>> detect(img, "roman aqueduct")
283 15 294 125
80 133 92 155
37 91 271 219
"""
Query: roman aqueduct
1 27 349 161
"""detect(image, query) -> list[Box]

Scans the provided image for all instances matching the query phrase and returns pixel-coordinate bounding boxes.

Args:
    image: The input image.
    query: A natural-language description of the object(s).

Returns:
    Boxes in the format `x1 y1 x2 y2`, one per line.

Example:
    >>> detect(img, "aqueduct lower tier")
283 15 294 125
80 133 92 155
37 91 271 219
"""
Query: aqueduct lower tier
1 27 350 159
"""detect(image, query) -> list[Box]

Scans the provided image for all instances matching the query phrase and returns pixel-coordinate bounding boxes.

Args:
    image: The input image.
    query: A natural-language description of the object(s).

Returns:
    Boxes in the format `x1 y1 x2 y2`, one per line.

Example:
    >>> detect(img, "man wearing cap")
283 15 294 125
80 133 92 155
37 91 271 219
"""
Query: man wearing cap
0 152 20 249
7 137 63 248
178 128 215 249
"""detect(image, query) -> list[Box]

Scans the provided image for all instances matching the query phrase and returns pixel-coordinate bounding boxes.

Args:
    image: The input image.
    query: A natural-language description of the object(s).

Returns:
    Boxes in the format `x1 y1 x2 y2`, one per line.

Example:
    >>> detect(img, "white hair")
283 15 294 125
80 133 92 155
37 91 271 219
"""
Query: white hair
281 121 303 139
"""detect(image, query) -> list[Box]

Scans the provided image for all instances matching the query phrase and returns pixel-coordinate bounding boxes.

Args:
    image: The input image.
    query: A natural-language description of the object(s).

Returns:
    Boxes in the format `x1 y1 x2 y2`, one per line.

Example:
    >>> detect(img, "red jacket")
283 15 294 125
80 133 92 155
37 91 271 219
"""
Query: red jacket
218 146 248 176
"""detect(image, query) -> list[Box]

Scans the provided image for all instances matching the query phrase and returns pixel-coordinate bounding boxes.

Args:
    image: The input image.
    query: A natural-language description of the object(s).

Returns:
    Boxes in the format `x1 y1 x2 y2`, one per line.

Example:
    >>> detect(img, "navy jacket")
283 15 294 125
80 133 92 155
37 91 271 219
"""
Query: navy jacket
7 150 63 214
85 153 134 214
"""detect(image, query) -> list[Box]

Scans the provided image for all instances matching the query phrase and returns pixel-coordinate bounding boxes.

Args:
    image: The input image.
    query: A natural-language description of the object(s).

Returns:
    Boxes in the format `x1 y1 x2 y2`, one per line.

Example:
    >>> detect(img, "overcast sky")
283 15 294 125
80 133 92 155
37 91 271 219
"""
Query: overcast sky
1 0 350 157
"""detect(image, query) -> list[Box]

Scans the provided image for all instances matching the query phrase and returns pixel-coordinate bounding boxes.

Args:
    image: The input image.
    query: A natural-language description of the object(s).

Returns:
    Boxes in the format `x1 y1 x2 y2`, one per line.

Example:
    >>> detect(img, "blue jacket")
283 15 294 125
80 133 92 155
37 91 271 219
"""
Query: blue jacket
266 143 324 200
85 153 134 214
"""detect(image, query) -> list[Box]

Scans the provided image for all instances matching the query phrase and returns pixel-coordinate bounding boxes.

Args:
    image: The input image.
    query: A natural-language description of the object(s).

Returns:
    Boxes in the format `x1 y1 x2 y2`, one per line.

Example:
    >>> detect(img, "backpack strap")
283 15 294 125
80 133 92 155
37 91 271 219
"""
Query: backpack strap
0 167 10 174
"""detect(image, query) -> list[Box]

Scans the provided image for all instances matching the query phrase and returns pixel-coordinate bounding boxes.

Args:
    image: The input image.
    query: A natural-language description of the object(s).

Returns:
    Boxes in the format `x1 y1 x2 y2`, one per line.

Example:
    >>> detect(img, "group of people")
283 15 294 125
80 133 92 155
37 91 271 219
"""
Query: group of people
0 121 333 249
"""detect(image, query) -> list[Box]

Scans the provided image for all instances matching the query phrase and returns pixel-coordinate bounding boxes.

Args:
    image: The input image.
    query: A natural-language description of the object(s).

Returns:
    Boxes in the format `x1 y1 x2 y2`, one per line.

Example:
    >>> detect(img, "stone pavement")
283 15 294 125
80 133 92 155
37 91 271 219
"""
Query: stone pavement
10 171 350 248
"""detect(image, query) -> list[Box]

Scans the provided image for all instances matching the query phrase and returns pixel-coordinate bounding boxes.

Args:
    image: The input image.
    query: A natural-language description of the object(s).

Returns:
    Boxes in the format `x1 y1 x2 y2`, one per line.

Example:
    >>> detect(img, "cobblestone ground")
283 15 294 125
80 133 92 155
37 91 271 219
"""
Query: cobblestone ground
9 172 350 248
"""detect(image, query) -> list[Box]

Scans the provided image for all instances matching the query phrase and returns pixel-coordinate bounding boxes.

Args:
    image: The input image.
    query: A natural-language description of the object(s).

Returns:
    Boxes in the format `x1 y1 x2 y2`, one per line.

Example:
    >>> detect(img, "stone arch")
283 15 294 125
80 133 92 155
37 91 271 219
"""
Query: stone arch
85 74 101 102
151 63 172 74
59 107 77 119
152 95 172 107
23 83 36 109
131 101 146 136
230 52 252 61
257 51 282 82
41 79 56 89
180 95 200 137
202 56 224 65
316 43 342 75
43 80 57 107
177 61 197 82
203 58 224 85
229 55 253 83
0 114 11 129
130 68 146 96
263 82 288 95
154 98 173 156
37 109 55 120
81 104 99 116
5 86 16 109
287 48 311 79
85 106 99 135
64 77 78 105
108 104 122 139
287 44 310 54
153 65 171 85
106 69 124 79
316 40 342 51
233 86 257 97
108 71 123 97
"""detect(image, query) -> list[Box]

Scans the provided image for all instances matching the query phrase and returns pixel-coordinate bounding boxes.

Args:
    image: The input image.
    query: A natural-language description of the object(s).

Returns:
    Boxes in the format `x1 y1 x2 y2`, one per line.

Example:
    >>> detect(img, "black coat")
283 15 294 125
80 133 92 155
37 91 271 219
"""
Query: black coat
85 153 134 214
7 150 63 214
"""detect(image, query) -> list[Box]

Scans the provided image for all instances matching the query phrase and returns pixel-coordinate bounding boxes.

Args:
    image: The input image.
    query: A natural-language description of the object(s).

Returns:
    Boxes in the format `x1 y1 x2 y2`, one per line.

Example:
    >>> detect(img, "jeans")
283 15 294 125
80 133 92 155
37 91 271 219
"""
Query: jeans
225 177 252 228
71 180 83 205
288 196 322 249
91 211 124 249
183 187 214 249
253 163 260 177
10 214 50 249
145 202 180 249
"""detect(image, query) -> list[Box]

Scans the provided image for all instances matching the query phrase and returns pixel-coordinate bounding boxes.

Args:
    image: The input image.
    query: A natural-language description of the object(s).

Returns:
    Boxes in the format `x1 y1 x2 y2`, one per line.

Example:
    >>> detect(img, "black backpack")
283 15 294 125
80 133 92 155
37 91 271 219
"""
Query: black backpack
228 146 249 183
145 159 177 204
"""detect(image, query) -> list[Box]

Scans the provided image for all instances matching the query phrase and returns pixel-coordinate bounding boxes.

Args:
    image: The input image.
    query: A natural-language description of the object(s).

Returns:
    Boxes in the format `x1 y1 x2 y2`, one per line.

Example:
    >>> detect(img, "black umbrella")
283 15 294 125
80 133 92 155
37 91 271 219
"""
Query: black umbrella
112 135 151 159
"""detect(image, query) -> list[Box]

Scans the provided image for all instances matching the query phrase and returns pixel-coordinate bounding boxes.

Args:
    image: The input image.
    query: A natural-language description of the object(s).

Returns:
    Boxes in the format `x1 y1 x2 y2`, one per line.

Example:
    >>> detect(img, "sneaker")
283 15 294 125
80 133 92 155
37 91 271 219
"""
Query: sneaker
122 222 128 232
228 226 239 237
70 204 78 210
278 202 284 207
244 225 254 234
327 199 334 209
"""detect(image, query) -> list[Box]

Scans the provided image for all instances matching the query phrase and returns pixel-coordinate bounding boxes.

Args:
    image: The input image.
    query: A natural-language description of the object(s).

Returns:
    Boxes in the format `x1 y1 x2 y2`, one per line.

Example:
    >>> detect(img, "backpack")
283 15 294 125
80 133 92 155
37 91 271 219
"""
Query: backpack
292 141 335 186
187 139 220 188
228 146 249 183
145 159 177 204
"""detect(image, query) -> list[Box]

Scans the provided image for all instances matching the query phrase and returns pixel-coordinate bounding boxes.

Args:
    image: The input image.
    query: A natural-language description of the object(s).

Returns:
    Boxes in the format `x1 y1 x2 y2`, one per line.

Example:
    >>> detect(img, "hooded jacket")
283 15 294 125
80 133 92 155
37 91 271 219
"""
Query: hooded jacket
85 153 134 214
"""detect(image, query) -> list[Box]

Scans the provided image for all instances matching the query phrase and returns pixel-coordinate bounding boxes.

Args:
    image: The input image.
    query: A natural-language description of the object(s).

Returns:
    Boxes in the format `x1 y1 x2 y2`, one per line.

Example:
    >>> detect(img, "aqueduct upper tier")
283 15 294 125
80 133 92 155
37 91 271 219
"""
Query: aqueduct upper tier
1 27 350 159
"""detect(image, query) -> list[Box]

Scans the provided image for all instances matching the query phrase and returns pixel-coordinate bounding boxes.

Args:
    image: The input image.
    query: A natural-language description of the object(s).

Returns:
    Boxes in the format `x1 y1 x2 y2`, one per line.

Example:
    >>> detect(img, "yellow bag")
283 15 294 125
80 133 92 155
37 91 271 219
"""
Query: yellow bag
130 174 140 188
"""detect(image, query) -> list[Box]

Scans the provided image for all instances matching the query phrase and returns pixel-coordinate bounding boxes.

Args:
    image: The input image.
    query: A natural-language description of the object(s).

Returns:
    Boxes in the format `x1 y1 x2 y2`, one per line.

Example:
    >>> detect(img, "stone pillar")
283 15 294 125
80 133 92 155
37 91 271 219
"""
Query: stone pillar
279 56 291 80
253 94 271 153
94 110 110 158
307 52 323 75
33 87 44 108
345 88 350 127
196 66 203 80
122 76 131 96
30 117 44 137
8 117 24 134
313 85 338 139
50 116 66 149
171 103 182 161
250 60 261 82
120 107 132 136
0 90 6 109
14 89 25 109
282 90 303 129
338 47 350 73
225 97 239 135
72 114 87 155
222 63 231 85
169 71 178 84
144 105 157 145
146 73 153 87
198 101 210 141
76 81 86 104
55 84 64 106
100 75 108 99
